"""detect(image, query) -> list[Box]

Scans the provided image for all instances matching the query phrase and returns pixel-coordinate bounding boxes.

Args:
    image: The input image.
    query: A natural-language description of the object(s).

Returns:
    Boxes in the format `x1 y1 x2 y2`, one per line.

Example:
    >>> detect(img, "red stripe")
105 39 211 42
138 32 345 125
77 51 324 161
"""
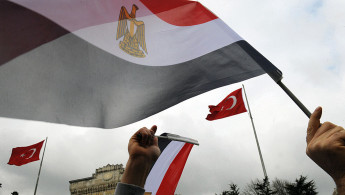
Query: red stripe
140 0 217 26
156 143 193 195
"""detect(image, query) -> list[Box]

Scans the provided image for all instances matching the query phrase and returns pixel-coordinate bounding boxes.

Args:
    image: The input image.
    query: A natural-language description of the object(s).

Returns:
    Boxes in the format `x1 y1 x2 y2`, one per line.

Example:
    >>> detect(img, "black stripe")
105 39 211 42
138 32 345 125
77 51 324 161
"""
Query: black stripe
0 33 275 128
158 133 171 152
237 41 283 82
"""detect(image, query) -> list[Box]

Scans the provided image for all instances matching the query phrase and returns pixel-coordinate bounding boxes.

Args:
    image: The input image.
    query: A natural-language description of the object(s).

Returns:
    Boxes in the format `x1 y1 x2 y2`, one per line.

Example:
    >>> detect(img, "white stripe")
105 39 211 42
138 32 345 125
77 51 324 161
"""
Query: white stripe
144 141 185 194
10 0 242 66
73 17 242 66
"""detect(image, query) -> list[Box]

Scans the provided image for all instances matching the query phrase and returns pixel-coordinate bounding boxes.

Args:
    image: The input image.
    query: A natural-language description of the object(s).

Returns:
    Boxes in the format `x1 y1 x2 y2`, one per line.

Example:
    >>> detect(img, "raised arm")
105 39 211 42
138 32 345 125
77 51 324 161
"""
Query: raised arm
306 107 345 194
115 125 160 195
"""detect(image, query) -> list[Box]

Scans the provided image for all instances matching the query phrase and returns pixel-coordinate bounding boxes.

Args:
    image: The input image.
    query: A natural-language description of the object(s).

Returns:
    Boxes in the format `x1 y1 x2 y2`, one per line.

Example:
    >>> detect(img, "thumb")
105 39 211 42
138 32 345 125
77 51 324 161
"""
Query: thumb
307 106 322 143
150 125 158 146
150 125 157 134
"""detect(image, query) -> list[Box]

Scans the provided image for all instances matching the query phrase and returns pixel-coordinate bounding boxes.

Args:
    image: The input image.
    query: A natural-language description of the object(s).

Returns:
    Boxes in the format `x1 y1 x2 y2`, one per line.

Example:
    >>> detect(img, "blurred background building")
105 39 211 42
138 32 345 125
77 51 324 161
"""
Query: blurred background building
69 164 124 195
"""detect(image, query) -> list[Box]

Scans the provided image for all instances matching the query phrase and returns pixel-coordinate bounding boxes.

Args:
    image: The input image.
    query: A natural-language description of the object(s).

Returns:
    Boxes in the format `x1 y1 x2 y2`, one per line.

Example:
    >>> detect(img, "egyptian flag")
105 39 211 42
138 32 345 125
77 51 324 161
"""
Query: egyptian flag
0 0 282 128
144 133 197 195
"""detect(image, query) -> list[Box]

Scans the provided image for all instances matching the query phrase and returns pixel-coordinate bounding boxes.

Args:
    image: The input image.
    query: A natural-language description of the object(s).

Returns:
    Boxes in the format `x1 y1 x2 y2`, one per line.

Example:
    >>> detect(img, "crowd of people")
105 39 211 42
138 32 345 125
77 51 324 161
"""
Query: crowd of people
115 107 345 195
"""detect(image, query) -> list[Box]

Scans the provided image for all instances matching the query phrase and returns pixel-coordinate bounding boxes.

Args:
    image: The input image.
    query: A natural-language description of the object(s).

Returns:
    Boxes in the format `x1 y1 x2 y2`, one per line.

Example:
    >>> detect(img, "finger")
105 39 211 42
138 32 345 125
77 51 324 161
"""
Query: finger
133 129 142 142
324 126 345 140
135 126 157 145
147 125 156 145
145 130 152 146
138 127 150 145
315 121 337 138
150 125 157 134
136 132 143 142
307 106 322 143
150 125 158 145
134 127 146 140
337 129 345 144
145 128 155 146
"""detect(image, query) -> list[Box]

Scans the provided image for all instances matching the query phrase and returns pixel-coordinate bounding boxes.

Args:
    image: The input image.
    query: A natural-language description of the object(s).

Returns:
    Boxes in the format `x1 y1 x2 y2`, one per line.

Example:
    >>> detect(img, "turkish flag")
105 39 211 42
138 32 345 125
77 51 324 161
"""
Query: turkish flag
206 88 247 121
8 140 44 166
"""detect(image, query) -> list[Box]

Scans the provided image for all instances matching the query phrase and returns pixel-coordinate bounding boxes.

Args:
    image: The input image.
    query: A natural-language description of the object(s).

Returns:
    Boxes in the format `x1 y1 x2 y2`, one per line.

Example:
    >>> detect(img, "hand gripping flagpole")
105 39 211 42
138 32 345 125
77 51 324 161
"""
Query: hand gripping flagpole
242 84 268 178
34 137 48 195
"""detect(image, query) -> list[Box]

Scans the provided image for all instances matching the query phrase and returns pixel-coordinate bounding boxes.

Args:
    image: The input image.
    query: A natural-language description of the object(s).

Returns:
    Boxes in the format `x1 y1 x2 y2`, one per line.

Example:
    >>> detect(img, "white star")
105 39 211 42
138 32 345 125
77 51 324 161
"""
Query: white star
20 153 25 158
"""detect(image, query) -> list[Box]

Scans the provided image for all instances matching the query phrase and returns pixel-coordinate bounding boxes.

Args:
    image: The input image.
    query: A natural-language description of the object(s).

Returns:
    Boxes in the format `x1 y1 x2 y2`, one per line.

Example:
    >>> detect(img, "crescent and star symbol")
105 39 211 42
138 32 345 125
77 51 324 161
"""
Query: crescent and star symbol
221 96 237 111
20 148 37 159
226 96 237 110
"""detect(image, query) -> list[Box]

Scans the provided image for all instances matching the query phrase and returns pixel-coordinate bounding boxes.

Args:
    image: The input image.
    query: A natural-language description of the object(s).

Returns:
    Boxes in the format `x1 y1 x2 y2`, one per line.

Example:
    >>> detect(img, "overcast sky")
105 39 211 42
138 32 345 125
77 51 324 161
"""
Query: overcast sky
1 0 345 194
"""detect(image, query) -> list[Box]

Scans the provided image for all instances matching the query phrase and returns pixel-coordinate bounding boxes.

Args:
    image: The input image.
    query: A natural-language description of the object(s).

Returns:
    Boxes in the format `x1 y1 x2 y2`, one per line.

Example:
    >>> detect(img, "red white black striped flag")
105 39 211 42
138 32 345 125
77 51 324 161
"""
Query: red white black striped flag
144 133 198 195
0 0 282 128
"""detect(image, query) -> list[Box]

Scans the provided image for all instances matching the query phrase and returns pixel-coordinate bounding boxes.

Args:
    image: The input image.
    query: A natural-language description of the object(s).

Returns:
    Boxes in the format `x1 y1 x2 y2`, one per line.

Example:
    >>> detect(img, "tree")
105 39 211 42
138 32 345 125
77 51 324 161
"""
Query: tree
218 183 240 195
229 184 240 195
243 177 277 195
217 175 319 195
271 178 289 195
285 175 318 195
254 177 277 195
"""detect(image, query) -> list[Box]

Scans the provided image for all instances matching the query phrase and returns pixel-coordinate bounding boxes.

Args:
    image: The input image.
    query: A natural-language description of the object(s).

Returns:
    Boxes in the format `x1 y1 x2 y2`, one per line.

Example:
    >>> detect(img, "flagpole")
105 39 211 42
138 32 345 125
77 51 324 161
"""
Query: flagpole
34 137 48 195
276 80 311 118
242 84 268 178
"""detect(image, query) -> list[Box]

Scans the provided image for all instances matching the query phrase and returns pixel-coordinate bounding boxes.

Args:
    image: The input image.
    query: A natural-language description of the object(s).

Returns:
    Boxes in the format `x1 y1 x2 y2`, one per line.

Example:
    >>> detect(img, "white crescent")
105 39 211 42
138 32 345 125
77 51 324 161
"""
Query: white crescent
226 96 237 110
26 148 36 159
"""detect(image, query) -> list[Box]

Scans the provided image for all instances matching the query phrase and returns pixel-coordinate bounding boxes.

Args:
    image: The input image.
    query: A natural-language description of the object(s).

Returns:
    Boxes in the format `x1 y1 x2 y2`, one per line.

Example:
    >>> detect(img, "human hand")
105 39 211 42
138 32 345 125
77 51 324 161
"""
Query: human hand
122 125 161 187
128 125 160 163
306 107 345 193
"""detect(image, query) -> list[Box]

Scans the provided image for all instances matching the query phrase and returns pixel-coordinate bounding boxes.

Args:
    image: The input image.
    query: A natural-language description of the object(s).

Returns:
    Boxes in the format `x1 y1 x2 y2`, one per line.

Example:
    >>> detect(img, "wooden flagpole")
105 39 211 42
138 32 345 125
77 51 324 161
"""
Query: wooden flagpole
242 84 268 178
34 137 48 195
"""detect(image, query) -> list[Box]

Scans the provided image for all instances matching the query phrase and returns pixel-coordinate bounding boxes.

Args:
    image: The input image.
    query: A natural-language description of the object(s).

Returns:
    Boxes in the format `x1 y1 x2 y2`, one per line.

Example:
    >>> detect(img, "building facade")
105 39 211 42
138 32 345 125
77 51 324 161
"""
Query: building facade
69 164 124 195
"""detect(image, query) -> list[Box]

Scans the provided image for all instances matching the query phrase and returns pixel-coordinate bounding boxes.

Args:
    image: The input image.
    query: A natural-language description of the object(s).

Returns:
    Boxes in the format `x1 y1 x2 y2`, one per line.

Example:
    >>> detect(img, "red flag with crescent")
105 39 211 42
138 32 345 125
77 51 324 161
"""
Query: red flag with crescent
206 88 247 121
8 140 44 166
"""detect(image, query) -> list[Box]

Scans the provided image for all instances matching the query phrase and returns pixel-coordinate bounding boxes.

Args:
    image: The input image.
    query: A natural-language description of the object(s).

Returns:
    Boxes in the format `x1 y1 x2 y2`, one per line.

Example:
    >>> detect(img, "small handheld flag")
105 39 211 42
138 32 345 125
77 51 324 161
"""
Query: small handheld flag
206 88 247 121
145 133 198 195
8 140 44 166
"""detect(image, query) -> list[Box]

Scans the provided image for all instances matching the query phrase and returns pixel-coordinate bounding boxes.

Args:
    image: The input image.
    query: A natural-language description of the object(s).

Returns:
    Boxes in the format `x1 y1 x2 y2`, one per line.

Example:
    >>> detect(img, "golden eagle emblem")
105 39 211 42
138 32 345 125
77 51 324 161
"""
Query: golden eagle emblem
116 4 147 58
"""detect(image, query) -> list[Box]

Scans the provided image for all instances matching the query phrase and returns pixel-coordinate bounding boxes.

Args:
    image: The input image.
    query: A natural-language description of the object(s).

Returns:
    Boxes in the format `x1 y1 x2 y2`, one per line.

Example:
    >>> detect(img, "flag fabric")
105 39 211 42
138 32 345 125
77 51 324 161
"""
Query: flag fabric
144 133 196 195
206 88 247 120
0 0 282 128
8 140 44 166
